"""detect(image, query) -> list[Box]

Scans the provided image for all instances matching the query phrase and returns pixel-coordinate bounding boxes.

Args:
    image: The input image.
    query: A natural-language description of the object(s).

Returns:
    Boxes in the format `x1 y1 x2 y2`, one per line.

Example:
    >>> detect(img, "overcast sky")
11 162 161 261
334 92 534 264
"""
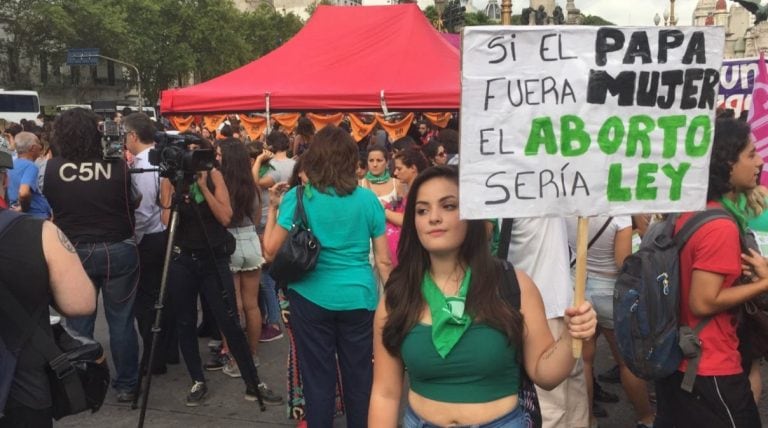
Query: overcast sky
361 0 703 26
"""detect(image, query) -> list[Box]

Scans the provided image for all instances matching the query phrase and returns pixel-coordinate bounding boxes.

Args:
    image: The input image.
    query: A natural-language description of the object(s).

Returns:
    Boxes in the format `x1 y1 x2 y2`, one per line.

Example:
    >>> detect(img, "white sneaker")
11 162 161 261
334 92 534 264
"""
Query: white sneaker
222 359 241 378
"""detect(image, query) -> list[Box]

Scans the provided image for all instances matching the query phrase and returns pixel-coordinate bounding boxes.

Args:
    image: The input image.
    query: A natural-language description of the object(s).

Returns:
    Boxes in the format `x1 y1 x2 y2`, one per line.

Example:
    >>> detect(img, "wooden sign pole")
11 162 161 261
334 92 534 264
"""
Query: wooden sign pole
572 216 589 358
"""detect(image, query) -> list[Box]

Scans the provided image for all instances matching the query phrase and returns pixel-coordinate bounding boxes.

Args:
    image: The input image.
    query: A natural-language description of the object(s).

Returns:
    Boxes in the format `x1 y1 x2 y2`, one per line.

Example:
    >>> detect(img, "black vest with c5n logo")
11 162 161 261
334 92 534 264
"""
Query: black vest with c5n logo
43 156 135 243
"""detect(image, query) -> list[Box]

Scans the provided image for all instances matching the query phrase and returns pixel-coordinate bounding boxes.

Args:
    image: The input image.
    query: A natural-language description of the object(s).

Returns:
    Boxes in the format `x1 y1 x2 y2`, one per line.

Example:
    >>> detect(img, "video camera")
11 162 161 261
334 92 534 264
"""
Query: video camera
92 100 123 161
101 119 123 161
148 132 215 180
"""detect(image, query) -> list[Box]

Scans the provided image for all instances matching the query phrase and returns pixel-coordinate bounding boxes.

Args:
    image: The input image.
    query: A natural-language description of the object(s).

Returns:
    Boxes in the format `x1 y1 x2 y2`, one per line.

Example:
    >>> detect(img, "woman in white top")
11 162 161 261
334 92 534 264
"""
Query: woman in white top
359 145 406 205
566 216 654 428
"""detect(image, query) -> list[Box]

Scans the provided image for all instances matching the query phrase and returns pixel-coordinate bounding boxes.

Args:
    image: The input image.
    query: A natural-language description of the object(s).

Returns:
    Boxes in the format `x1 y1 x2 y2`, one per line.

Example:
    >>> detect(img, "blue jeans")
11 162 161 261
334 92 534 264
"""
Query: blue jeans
259 271 281 325
403 404 524 428
68 240 140 392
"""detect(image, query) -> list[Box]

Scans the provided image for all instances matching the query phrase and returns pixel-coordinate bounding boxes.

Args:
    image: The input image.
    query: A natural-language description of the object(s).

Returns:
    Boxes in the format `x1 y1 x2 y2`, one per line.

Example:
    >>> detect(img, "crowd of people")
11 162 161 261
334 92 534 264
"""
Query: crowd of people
1 108 767 428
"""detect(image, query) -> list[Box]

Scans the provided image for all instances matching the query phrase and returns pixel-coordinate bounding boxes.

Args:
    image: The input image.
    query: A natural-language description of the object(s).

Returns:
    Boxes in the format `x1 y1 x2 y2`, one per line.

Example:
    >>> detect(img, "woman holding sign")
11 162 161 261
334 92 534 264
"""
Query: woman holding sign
368 165 597 428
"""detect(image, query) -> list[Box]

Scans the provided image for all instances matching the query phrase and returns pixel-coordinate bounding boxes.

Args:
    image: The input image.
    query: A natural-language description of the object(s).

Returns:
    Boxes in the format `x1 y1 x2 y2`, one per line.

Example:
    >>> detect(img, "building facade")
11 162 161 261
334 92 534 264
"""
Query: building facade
691 0 764 59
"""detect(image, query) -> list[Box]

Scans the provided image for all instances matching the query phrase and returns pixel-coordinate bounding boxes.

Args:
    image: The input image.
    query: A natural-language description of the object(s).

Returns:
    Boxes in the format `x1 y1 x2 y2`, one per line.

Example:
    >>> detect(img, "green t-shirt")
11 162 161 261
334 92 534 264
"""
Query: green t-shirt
277 185 386 311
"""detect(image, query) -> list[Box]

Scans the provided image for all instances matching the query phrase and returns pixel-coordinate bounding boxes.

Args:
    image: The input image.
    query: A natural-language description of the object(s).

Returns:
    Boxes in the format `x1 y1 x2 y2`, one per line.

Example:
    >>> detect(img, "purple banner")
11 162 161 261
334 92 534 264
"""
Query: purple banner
719 57 760 116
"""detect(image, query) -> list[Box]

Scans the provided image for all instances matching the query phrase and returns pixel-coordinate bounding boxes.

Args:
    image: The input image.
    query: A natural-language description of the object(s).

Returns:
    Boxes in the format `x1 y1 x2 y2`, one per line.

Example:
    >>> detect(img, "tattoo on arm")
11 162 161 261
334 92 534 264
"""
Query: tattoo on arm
57 228 76 253
542 337 562 360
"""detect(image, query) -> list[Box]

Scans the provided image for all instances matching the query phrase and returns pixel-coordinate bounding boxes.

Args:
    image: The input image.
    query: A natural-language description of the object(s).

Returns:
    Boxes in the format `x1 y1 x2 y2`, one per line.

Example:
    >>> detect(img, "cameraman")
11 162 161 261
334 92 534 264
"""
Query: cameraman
123 112 177 375
159 137 264 406
42 108 140 403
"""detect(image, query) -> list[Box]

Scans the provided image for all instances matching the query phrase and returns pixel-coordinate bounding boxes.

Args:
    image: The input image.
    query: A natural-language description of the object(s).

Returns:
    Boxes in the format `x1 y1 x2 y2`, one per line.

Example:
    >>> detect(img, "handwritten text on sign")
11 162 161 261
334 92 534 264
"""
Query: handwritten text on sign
459 26 725 219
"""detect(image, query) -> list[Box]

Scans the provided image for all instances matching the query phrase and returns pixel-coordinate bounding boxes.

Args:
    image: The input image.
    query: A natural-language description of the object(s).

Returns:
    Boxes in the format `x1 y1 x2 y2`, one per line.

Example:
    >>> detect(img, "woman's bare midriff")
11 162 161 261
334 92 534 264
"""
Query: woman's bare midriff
407 389 519 426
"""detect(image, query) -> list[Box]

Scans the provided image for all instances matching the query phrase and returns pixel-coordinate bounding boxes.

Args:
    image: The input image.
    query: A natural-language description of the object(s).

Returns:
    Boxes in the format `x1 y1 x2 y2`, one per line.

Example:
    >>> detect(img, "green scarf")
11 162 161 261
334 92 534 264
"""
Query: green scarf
189 182 206 204
422 268 472 358
364 170 391 184
259 163 275 178
720 194 750 232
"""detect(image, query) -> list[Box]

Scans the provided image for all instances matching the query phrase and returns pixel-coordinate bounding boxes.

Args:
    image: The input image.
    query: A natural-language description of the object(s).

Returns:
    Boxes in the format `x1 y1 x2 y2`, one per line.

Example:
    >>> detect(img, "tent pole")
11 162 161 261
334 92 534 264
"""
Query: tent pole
266 92 271 135
380 90 389 116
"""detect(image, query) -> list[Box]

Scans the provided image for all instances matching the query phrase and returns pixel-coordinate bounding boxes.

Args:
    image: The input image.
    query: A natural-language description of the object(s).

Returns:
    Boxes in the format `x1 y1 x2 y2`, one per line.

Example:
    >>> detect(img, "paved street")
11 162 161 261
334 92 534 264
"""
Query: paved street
56 301 768 428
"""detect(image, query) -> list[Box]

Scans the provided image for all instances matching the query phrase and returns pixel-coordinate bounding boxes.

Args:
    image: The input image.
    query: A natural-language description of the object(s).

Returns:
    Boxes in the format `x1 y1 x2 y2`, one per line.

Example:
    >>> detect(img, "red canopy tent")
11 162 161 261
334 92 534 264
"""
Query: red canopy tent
160 4 460 114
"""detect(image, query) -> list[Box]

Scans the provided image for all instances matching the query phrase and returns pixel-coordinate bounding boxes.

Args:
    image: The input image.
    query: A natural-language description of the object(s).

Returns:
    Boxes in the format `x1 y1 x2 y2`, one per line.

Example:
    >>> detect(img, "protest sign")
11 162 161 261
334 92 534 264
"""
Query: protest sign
719 57 759 116
460 26 725 219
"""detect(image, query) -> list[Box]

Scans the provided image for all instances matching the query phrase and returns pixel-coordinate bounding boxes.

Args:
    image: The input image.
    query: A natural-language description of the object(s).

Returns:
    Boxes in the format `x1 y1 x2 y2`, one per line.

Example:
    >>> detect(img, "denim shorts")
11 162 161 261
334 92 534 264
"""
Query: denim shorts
228 226 265 272
403 404 524 428
571 272 616 329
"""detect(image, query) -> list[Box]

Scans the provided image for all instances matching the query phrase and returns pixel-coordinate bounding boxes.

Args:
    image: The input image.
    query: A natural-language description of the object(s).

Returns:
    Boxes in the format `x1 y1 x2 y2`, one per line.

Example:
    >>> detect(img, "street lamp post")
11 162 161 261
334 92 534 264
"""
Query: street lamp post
669 0 678 26
99 55 142 109
501 0 512 25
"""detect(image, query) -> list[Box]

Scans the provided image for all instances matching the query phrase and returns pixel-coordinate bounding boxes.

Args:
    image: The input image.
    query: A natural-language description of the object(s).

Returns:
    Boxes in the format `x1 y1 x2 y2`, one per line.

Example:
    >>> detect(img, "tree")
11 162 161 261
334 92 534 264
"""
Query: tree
442 0 466 33
465 11 494 26
305 0 333 19
581 15 615 26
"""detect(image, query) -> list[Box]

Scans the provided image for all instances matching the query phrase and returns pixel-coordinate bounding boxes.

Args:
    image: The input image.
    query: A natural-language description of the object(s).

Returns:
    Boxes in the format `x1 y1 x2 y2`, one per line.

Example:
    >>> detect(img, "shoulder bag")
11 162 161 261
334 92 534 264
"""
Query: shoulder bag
269 185 322 284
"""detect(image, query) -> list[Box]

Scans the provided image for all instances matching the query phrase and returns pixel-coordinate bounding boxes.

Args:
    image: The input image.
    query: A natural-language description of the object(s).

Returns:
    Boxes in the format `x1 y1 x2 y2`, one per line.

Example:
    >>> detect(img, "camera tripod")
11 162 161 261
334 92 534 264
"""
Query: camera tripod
133 170 266 428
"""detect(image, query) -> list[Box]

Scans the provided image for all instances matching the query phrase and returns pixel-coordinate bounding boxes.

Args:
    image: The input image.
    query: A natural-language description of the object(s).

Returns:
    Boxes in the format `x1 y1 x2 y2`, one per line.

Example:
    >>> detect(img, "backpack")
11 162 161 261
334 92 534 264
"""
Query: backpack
0 209 110 420
613 209 733 392
498 220 542 428
499 260 542 428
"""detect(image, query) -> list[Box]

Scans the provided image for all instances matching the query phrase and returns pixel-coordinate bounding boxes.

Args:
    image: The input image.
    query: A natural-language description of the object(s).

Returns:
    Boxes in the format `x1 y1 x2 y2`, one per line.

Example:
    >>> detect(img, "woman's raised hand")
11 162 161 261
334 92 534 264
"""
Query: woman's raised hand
564 301 597 340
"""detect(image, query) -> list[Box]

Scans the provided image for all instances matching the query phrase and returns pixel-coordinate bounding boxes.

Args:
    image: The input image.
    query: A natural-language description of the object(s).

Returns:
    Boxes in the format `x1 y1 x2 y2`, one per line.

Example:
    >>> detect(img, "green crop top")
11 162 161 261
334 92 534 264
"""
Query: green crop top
400 322 520 403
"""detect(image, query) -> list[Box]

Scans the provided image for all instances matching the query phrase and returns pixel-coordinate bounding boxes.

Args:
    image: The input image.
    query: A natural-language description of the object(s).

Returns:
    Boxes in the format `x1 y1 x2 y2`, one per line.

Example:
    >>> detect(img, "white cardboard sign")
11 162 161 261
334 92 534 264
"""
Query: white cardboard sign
459 26 725 219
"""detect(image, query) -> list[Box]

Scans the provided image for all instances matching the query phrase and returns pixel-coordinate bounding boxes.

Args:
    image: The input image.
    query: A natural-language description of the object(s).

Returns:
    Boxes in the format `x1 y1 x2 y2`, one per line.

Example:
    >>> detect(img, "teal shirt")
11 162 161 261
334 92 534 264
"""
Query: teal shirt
277 185 386 311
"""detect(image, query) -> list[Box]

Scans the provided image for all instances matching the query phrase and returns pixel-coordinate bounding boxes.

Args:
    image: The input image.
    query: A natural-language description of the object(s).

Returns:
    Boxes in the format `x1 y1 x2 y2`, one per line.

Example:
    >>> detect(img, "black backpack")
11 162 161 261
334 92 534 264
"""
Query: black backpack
0 209 110 419
498 220 542 428
613 209 732 392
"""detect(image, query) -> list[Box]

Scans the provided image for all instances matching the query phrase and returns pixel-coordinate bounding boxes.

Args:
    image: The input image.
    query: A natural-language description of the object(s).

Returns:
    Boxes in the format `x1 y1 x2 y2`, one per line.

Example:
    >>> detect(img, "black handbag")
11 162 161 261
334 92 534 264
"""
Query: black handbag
269 185 321 284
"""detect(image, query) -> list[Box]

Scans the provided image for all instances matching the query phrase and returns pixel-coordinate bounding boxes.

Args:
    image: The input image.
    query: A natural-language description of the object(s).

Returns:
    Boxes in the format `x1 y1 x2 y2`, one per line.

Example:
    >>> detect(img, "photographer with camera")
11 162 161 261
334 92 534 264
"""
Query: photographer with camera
42 108 140 403
158 136 264 407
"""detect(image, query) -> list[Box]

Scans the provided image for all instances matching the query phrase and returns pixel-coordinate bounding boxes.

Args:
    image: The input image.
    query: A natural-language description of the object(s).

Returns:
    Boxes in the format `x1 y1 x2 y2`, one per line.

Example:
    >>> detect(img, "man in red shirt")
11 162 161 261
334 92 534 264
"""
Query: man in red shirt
655 118 768 427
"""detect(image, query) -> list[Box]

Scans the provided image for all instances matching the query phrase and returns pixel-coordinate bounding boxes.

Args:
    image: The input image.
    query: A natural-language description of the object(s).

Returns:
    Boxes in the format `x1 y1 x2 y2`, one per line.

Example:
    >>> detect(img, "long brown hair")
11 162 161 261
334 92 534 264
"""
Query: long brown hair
219 139 257 225
302 125 358 195
382 165 524 356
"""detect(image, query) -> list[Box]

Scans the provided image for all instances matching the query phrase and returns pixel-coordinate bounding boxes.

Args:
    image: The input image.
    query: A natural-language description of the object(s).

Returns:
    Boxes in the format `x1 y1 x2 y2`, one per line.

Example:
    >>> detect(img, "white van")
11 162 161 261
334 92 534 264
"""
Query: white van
55 104 92 113
0 90 41 124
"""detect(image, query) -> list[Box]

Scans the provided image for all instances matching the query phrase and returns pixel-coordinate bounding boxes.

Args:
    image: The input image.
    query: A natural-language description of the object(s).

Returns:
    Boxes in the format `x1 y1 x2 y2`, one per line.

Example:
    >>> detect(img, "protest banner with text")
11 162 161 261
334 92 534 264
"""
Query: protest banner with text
460 26 725 219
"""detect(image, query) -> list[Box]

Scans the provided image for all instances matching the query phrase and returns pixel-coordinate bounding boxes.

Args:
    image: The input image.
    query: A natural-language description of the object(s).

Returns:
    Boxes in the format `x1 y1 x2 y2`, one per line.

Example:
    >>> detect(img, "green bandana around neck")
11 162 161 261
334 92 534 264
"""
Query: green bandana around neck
189 182 206 204
422 268 472 358
720 194 750 232
365 170 391 184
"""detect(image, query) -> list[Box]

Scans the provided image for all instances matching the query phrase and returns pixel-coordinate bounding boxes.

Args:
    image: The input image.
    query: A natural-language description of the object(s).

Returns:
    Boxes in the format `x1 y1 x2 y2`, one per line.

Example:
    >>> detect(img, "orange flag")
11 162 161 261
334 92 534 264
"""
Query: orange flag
423 112 453 129
239 115 268 141
376 113 415 142
272 113 300 134
202 115 227 132
307 113 344 132
348 113 377 142
168 115 195 133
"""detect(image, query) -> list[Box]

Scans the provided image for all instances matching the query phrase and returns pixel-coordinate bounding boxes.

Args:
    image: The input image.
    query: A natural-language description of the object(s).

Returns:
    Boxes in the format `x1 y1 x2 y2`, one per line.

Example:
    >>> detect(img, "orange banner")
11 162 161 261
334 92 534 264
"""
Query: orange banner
307 113 344 132
272 113 300 134
348 113 377 142
239 115 268 141
375 112 414 142
423 112 453 129
168 115 195 133
202 115 227 132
